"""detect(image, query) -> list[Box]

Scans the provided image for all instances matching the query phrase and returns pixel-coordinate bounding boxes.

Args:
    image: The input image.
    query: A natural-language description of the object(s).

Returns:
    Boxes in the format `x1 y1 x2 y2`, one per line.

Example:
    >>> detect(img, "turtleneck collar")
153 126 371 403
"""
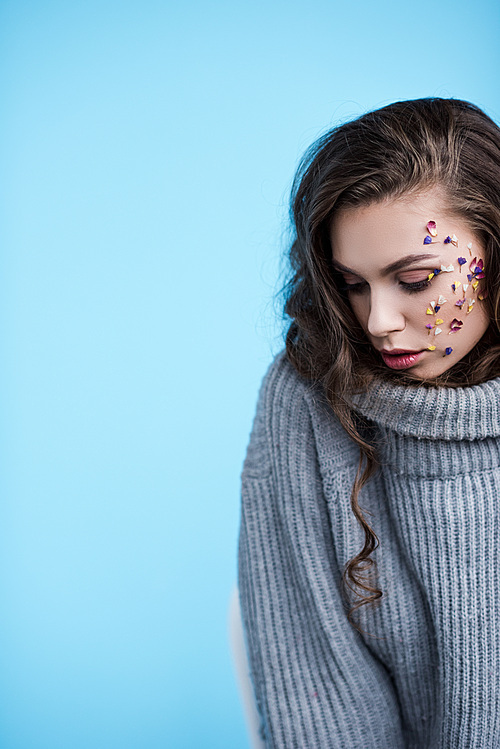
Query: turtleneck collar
349 376 500 441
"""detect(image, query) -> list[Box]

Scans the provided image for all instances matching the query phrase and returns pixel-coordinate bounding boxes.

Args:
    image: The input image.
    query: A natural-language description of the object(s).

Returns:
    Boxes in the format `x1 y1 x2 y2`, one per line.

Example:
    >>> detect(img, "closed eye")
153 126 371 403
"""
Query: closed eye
343 278 432 295
343 280 367 294
401 278 432 293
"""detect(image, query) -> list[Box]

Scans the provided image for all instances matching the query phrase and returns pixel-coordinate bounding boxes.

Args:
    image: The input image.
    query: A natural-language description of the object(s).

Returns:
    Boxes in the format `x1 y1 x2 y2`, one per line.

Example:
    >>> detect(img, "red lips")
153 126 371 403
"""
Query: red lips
379 349 425 370
380 348 422 355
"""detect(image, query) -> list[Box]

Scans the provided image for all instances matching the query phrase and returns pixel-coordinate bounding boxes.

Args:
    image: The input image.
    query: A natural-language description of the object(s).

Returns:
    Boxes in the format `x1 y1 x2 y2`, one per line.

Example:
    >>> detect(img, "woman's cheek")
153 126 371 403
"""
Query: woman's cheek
422 258 485 348
347 296 366 329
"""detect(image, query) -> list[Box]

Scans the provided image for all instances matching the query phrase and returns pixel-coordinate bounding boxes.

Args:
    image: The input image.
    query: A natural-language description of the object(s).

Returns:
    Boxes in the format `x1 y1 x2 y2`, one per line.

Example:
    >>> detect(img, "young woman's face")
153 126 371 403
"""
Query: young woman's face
330 191 489 379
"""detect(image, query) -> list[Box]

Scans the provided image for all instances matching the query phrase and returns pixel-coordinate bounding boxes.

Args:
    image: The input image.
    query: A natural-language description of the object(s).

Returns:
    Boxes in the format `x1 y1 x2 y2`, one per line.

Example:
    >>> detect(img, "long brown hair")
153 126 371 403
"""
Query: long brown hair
283 98 500 626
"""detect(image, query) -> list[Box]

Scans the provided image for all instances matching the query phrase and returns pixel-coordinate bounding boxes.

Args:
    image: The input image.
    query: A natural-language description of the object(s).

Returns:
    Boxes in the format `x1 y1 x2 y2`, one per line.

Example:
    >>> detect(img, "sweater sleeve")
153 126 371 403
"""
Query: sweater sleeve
238 354 405 749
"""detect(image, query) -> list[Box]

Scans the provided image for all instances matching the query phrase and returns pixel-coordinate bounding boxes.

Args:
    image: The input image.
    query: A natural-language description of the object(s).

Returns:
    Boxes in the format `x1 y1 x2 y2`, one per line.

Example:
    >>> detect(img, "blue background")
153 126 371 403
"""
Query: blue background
1 1 499 747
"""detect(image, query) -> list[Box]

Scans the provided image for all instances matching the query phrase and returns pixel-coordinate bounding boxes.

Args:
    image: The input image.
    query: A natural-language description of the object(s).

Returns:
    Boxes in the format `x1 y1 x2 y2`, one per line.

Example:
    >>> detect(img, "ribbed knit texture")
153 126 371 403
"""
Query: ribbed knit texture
238 352 500 748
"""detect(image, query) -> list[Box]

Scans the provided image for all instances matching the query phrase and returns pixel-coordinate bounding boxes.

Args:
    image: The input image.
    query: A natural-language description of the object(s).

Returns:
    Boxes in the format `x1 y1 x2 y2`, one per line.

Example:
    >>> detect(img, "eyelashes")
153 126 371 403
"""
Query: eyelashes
399 279 433 293
341 281 367 294
342 278 432 295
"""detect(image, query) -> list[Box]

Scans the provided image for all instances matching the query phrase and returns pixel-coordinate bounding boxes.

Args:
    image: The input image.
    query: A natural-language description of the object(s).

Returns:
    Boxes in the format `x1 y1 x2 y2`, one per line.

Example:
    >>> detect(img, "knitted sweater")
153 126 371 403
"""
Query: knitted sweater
238 351 500 748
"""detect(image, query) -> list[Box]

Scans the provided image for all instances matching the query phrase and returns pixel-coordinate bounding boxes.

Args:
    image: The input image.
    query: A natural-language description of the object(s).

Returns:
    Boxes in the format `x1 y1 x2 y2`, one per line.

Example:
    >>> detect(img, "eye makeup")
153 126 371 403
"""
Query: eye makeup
341 274 433 295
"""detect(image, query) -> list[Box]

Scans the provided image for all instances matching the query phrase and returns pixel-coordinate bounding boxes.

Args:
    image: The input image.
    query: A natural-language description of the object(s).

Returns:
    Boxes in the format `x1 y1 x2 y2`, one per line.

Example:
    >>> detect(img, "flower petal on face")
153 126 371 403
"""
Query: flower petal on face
450 318 463 333
472 260 485 279
434 328 442 336
441 264 454 272
451 234 459 247
463 284 469 292
467 299 475 313
445 347 453 356
427 345 436 351
444 236 452 244
434 305 441 312
457 257 466 269
435 318 444 325
469 258 485 278
426 307 434 315
423 236 433 245
426 220 438 237
427 272 435 280
467 274 473 282
455 298 466 307
438 295 447 304
472 280 479 291
467 242 473 255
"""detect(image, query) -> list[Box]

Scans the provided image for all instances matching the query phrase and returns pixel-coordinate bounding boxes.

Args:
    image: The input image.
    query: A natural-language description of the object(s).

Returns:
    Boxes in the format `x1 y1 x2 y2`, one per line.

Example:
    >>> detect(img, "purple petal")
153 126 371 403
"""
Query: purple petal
423 236 432 245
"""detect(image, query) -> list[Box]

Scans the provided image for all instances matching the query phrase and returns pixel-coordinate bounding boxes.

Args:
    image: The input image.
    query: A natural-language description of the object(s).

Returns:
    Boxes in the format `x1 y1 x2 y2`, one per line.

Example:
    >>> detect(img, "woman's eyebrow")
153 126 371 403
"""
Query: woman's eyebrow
332 253 440 277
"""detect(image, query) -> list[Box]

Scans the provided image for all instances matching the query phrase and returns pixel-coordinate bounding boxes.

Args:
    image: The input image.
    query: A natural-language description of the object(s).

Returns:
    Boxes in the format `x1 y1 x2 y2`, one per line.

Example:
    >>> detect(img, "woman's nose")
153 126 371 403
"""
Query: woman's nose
366 293 406 338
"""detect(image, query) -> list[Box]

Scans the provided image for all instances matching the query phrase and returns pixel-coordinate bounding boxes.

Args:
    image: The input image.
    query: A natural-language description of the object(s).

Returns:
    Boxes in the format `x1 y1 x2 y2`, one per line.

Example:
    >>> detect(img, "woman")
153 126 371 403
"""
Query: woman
238 98 500 748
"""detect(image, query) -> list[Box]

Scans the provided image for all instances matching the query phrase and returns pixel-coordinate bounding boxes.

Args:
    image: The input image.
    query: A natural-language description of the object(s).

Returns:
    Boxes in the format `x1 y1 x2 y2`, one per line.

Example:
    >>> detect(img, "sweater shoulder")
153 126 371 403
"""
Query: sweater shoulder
243 351 357 478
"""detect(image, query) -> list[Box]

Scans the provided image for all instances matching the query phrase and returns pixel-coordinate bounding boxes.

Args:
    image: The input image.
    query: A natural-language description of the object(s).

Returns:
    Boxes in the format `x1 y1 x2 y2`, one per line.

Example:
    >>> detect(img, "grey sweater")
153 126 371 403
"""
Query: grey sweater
238 352 500 748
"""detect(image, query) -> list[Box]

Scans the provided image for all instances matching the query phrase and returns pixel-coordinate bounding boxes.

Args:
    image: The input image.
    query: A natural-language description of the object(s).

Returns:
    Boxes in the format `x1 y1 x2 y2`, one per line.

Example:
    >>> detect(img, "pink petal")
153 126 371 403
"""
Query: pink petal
426 220 438 237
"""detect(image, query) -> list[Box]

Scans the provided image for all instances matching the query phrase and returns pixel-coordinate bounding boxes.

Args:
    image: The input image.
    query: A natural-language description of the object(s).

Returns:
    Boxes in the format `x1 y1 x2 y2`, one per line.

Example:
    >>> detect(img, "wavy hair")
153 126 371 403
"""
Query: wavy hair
283 98 500 626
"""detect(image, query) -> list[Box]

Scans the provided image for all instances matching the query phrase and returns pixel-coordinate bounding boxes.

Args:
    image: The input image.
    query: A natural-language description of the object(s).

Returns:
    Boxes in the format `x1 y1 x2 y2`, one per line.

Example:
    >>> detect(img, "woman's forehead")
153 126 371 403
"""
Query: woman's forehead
329 194 477 274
